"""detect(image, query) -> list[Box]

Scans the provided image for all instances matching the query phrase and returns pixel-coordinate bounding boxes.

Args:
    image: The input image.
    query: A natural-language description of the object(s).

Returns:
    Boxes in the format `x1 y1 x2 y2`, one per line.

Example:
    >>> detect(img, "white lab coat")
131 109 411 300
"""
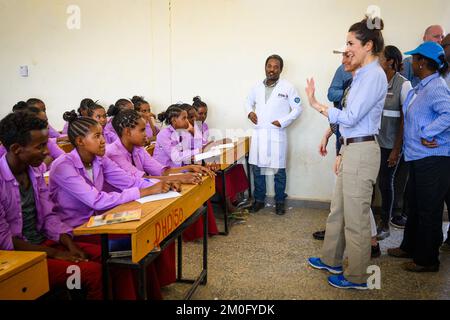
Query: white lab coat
245 79 302 169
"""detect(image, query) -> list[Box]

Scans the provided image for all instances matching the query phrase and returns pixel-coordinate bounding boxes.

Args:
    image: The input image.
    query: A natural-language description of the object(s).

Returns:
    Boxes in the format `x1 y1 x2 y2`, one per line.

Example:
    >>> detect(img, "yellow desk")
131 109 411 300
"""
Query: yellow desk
206 137 251 171
57 142 74 153
146 144 155 157
0 251 49 300
74 177 215 300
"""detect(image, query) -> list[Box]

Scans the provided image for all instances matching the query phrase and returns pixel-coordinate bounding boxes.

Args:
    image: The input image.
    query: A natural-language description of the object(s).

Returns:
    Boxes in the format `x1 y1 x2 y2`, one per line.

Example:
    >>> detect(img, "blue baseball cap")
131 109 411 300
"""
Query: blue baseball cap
405 41 445 67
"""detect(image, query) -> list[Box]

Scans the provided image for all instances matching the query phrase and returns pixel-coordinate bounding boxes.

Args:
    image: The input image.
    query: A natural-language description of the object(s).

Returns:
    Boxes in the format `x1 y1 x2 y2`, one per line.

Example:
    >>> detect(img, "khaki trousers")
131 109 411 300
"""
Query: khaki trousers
321 141 381 284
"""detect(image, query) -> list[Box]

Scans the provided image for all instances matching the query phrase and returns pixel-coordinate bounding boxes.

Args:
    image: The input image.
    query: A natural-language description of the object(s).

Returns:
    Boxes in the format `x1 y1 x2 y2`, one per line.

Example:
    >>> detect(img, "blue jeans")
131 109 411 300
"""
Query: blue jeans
252 165 287 203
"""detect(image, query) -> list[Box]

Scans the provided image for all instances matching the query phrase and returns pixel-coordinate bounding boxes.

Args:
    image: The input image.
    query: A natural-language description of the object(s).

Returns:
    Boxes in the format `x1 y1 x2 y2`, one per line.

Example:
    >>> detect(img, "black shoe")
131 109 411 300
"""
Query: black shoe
313 230 326 241
390 215 407 229
235 199 253 210
275 202 286 215
250 201 265 213
376 224 390 241
371 243 381 258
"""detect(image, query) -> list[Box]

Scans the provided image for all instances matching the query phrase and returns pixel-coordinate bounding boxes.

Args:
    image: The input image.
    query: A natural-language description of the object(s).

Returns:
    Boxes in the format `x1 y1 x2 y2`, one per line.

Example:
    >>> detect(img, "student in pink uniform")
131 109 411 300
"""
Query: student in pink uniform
106 109 215 183
132 96 160 144
153 105 201 168
154 104 219 241
0 111 103 300
104 99 134 144
106 109 217 287
62 98 94 135
27 98 68 141
192 97 250 213
49 111 177 300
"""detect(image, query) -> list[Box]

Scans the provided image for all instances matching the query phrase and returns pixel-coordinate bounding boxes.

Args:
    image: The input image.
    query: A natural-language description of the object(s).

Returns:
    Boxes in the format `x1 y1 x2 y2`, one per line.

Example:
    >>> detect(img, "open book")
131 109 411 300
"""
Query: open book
87 209 142 228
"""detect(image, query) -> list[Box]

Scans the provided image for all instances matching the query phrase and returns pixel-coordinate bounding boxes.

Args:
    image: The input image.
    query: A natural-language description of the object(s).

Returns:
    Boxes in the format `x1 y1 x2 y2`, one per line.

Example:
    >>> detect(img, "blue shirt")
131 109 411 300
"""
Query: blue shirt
328 60 388 139
401 57 421 88
403 72 450 161
327 64 353 107
444 73 450 88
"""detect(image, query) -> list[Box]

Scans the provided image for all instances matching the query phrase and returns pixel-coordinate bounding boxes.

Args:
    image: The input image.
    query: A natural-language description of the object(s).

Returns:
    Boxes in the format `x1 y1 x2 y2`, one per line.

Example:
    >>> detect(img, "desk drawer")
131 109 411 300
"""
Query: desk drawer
0 259 49 300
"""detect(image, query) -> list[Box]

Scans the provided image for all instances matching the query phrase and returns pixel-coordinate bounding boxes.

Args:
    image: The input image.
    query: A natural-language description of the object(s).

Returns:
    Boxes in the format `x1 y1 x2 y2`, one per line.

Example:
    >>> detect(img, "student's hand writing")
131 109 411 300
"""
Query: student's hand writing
170 182 182 192
144 181 171 196
248 112 258 125
421 138 438 148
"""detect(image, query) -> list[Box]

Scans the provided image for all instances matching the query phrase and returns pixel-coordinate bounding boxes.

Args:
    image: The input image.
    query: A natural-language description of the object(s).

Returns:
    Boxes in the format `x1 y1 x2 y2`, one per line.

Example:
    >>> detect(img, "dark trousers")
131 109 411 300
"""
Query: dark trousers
400 156 450 267
446 188 450 241
252 165 287 203
394 156 409 217
378 148 400 225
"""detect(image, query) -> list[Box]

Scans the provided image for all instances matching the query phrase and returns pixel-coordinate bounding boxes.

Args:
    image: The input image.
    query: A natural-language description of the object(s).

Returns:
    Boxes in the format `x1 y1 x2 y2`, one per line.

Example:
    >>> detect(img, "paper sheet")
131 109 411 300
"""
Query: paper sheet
194 149 221 162
136 191 181 204
212 143 235 150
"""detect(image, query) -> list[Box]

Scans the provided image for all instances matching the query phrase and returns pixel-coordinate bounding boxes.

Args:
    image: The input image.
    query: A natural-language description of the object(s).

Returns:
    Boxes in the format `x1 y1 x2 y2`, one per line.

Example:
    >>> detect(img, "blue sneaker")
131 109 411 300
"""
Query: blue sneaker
308 257 343 274
328 274 368 290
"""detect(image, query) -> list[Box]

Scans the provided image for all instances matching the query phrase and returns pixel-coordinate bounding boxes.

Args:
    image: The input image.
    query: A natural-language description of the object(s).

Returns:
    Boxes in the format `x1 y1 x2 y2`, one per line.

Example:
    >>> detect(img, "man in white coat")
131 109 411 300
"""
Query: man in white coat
246 54 302 215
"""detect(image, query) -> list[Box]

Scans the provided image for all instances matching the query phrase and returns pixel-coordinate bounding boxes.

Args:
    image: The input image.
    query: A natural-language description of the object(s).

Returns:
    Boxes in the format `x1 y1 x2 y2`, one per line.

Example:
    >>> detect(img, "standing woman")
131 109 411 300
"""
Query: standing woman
376 46 412 239
307 16 388 289
388 42 450 272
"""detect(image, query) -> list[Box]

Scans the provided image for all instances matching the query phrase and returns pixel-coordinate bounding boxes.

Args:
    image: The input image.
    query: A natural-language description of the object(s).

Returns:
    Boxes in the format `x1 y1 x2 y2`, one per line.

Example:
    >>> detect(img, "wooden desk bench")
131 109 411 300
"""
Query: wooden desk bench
74 176 215 300
0 251 49 300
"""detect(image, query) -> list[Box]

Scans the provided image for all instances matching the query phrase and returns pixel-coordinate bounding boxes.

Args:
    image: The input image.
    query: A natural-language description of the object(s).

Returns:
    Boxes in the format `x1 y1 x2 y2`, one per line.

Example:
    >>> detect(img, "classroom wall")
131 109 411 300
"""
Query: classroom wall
1 0 449 202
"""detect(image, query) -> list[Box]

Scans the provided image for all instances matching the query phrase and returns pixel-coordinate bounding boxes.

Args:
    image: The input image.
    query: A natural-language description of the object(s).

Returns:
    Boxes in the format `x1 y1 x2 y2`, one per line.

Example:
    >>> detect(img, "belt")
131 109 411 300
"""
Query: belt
339 136 375 146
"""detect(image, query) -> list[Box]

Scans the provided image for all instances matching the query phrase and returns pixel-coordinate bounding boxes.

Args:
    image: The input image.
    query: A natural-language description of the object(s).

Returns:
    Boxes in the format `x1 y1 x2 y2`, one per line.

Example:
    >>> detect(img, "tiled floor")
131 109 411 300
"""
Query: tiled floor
162 207 450 300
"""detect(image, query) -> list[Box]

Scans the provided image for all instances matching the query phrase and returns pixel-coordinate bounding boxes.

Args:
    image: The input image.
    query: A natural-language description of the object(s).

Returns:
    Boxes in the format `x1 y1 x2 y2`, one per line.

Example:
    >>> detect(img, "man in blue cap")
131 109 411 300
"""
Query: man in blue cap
388 41 450 272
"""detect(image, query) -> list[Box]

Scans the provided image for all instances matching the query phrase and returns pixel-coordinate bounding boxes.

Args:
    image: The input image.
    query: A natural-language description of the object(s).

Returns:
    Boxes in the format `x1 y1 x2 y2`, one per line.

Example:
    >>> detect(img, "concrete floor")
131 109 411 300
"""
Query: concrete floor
162 207 450 300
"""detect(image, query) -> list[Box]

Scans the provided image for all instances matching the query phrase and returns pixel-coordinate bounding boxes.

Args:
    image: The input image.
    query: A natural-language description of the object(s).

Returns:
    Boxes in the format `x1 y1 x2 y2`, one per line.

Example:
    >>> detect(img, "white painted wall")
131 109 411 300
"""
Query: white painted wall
1 0 449 201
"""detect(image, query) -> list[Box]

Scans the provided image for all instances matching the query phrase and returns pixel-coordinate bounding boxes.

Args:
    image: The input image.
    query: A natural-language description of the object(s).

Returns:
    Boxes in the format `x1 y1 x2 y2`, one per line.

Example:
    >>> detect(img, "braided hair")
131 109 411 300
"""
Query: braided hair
112 109 142 137
63 110 99 147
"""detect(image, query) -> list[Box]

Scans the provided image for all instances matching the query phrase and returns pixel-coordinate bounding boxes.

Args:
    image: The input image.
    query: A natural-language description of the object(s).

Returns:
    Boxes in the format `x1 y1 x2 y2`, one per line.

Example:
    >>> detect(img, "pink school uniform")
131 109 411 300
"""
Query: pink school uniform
106 139 169 178
145 122 160 139
153 125 201 168
0 155 73 250
153 126 218 242
103 120 119 144
49 149 156 229
105 138 177 290
0 155 104 299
